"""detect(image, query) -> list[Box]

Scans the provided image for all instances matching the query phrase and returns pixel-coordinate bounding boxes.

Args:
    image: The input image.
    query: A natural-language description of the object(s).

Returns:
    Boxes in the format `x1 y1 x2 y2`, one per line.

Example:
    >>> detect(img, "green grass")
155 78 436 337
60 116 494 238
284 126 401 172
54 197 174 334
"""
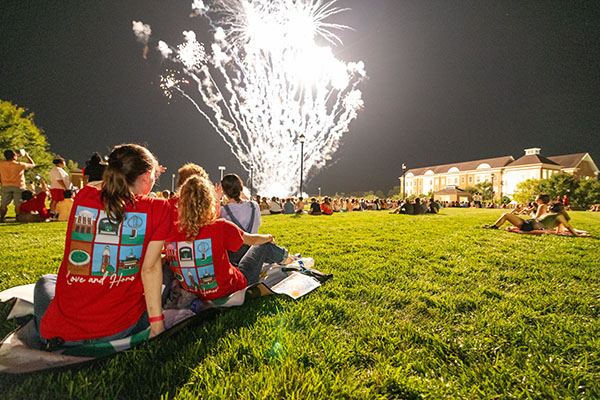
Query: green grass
1 209 599 399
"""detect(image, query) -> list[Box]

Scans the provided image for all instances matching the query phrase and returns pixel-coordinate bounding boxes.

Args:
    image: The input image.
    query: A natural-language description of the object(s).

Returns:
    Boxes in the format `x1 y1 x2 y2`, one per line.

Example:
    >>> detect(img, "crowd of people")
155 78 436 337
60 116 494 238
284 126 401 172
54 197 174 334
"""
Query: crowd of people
0 143 591 351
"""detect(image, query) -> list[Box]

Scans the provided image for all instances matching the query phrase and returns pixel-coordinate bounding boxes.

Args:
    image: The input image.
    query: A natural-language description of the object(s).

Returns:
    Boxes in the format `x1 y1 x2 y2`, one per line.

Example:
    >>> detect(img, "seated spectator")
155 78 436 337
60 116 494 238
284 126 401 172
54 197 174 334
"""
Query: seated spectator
321 197 333 215
295 197 305 214
308 198 321 215
260 197 271 215
332 198 341 212
282 198 295 214
269 197 282 214
17 179 50 222
82 152 106 185
56 189 75 221
345 198 353 212
426 198 440 214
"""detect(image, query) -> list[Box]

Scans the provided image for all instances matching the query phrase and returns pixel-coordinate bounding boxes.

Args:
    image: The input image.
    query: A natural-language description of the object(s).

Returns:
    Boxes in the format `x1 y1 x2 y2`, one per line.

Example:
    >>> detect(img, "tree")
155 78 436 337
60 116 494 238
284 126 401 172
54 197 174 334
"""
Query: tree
538 172 578 201
573 179 600 210
513 179 541 204
0 100 53 181
374 190 385 199
474 181 494 201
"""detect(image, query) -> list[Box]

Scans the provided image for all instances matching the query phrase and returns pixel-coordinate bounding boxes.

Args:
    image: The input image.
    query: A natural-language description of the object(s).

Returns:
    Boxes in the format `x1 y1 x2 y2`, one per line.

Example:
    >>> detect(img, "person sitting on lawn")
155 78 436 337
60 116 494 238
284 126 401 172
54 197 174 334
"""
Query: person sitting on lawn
218 173 261 265
320 197 333 215
485 202 580 235
56 189 75 221
168 174 299 301
308 197 322 215
295 197 305 214
17 178 51 222
426 198 440 214
282 198 295 214
269 197 282 214
33 143 172 349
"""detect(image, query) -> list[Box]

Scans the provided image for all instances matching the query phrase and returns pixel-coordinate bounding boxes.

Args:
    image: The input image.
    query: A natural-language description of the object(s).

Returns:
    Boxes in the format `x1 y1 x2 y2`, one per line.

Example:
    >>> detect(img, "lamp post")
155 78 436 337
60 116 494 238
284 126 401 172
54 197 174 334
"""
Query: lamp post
250 165 253 197
402 163 407 200
171 173 175 193
218 166 226 181
299 134 305 196
318 187 321 199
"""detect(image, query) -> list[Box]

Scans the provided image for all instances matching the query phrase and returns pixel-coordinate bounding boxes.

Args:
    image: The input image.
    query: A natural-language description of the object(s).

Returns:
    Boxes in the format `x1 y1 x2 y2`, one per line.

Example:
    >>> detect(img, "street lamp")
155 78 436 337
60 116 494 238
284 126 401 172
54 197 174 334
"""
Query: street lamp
401 163 407 200
171 173 176 193
318 187 321 198
299 134 305 196
218 166 226 181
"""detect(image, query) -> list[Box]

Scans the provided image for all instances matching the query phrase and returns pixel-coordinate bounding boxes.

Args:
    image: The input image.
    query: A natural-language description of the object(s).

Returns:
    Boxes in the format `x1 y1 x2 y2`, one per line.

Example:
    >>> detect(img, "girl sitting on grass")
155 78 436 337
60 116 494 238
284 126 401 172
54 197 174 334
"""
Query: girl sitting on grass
34 144 171 349
485 202 580 236
168 175 299 300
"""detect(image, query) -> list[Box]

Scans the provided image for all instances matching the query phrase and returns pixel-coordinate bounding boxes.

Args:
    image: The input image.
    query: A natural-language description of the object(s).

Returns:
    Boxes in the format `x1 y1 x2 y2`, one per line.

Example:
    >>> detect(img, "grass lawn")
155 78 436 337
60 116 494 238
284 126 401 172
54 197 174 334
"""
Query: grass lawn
1 208 599 399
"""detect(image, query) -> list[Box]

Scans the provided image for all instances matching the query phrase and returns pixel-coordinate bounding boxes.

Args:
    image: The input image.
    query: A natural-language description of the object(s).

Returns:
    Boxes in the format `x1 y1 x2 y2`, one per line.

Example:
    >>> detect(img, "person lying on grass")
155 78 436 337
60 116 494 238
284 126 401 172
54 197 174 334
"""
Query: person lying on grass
484 202 580 236
166 174 299 301
33 143 171 349
512 194 550 218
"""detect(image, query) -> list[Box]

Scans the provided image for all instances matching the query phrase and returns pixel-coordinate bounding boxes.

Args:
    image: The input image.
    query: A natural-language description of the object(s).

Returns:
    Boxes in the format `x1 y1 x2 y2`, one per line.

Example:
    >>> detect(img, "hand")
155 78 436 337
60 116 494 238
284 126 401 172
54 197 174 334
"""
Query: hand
267 234 275 244
149 320 165 338
158 165 167 173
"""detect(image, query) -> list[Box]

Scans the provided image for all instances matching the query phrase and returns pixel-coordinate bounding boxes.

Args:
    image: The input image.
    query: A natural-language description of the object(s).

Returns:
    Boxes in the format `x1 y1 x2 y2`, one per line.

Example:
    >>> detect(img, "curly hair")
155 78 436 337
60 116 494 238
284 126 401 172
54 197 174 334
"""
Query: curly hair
178 175 218 241
177 163 209 189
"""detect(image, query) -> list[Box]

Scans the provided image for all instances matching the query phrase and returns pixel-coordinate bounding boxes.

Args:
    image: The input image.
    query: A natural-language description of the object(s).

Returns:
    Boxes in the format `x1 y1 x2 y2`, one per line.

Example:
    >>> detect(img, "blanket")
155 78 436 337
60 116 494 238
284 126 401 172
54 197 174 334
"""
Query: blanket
0 261 332 374
505 226 591 237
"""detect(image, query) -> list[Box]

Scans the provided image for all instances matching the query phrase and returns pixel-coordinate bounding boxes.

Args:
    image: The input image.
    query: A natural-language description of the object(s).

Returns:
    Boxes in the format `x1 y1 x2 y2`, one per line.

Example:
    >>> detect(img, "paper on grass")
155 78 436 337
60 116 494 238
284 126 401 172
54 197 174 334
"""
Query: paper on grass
269 272 320 299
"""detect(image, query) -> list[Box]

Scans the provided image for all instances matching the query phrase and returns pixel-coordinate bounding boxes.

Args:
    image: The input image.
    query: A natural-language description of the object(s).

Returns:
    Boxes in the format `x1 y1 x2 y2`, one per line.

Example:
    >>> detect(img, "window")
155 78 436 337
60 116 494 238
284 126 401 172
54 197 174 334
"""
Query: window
461 177 465 183
468 176 473 183
491 174 496 181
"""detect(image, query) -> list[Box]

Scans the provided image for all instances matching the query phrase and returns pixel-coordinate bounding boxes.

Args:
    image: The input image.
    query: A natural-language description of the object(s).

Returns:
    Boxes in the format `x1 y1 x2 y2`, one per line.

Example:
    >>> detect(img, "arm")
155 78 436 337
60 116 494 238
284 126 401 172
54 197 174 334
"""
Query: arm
243 232 274 245
40 179 48 193
533 204 547 219
24 152 35 168
141 240 166 337
556 215 579 236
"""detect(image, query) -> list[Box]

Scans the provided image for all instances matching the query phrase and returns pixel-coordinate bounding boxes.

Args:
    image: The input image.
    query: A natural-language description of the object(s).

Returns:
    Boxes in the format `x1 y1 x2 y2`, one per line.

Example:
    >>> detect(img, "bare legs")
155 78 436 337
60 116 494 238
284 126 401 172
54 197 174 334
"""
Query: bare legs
492 212 524 228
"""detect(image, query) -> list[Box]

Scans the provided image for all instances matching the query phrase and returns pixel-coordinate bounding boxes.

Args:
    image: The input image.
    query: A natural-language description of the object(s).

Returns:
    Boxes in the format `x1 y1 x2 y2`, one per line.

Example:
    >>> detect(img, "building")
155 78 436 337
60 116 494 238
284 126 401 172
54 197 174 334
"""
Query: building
403 148 598 199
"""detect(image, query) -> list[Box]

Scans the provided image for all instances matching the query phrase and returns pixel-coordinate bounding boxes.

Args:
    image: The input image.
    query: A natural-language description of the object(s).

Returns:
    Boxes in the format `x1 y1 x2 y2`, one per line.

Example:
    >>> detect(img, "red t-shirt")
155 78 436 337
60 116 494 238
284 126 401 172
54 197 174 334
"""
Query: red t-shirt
41 185 172 341
18 192 50 219
165 219 245 301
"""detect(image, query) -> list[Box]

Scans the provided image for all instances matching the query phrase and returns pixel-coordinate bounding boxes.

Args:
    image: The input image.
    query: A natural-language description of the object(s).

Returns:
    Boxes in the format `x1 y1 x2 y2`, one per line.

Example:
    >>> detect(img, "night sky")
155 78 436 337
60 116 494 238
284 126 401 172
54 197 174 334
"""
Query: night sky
1 1 599 195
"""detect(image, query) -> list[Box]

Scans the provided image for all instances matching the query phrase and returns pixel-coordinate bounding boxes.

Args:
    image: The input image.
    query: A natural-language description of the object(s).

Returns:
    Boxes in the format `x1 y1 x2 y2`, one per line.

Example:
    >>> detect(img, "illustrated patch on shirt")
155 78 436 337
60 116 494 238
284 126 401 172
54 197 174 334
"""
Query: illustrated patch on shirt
167 239 218 295
67 206 146 279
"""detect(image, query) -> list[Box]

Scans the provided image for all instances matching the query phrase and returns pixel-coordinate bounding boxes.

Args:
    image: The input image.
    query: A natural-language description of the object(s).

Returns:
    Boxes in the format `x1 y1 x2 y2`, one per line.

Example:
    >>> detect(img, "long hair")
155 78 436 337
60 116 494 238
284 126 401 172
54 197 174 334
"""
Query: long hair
101 144 157 224
178 175 218 241
549 201 570 221
221 173 243 201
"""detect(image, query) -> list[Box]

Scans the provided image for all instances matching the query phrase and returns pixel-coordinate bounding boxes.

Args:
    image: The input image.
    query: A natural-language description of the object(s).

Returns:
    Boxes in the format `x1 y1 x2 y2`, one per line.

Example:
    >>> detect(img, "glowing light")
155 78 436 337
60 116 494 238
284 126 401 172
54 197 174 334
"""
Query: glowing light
135 0 366 195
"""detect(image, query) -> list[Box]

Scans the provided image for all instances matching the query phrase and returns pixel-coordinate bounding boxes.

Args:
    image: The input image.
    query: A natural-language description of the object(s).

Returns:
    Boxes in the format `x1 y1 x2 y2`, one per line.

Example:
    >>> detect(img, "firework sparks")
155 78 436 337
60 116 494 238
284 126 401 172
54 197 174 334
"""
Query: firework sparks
135 0 366 195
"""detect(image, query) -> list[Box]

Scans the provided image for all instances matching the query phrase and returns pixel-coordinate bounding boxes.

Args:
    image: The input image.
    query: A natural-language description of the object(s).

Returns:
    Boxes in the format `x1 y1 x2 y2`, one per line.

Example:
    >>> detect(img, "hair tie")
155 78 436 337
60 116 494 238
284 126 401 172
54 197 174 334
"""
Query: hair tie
109 159 123 169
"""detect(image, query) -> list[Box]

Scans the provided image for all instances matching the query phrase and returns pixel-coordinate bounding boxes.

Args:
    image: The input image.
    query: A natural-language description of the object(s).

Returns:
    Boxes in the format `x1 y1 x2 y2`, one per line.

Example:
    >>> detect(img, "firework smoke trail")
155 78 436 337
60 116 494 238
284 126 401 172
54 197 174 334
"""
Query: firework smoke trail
135 0 366 195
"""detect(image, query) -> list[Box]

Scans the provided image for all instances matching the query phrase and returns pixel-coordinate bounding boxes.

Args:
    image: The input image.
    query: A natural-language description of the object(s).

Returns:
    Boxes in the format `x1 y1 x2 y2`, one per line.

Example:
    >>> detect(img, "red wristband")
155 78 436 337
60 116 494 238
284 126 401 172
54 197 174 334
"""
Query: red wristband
148 314 164 323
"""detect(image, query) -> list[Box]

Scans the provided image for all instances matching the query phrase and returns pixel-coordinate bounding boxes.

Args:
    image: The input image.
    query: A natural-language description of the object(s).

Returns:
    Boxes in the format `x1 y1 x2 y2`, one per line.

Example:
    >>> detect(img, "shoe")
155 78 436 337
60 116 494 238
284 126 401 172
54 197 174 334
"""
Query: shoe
483 225 498 229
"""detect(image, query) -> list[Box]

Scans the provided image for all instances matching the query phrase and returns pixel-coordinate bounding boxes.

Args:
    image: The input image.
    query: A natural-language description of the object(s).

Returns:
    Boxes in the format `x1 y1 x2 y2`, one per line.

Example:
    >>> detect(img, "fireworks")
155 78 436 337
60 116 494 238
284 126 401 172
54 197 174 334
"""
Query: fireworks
134 0 366 195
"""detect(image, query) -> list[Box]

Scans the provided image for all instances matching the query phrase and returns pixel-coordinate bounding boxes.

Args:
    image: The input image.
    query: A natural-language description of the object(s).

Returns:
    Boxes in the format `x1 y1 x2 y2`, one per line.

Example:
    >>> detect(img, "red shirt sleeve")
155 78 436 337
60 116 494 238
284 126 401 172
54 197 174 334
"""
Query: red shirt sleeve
148 198 173 242
222 220 244 252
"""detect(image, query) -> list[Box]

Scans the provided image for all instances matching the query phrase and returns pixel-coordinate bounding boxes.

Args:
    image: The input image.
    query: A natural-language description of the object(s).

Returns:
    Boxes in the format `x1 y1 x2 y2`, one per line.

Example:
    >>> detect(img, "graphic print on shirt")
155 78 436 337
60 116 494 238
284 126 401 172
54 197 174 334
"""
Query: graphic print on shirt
96 211 122 244
117 245 143 276
171 240 217 294
91 244 118 276
71 206 98 242
67 240 93 275
121 212 147 245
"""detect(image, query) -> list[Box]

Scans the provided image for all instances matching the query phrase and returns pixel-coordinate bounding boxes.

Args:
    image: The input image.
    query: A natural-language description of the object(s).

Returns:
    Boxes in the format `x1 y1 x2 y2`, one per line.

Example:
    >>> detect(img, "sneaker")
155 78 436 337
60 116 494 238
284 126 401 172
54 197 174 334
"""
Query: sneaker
483 224 498 229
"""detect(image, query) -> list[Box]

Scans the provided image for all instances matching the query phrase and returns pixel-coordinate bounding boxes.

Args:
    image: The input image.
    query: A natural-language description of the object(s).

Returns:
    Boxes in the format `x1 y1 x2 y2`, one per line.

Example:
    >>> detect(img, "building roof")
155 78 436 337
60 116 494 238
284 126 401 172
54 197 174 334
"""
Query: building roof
547 153 587 169
434 186 471 195
406 156 514 176
508 154 560 167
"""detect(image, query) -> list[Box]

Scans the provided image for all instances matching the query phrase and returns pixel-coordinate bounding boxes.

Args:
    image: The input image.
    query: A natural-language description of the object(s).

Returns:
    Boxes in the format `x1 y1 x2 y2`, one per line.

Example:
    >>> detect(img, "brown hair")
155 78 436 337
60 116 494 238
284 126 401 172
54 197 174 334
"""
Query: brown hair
177 175 218 241
101 144 157 224
221 174 243 201
177 163 209 189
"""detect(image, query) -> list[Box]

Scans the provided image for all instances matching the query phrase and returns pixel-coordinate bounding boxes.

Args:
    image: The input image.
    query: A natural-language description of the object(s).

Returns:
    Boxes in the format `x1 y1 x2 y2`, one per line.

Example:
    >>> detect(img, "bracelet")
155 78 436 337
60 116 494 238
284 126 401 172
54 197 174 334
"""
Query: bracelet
148 314 164 323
